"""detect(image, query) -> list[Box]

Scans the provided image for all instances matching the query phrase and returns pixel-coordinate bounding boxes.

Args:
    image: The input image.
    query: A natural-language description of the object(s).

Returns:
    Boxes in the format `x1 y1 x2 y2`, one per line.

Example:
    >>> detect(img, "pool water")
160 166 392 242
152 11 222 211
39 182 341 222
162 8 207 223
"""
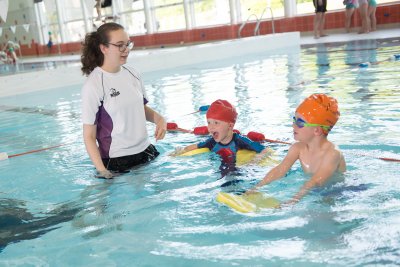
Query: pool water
0 38 400 266
0 60 80 77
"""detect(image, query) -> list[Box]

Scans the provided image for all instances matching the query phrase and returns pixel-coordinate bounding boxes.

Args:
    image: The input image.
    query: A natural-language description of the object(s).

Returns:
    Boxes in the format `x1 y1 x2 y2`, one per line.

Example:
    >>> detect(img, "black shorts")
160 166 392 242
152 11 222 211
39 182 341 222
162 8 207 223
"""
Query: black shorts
102 144 160 172
313 0 327 13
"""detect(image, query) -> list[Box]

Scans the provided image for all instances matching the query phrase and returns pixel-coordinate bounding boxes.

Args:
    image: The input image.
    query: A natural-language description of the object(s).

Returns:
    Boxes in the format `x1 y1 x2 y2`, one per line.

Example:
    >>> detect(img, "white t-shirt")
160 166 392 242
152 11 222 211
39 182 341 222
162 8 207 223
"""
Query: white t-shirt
81 66 151 158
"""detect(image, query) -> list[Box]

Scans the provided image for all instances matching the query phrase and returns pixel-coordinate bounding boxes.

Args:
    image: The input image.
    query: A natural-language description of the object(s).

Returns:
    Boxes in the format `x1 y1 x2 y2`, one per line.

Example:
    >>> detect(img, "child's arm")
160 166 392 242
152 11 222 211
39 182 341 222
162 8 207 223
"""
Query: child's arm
252 147 273 163
236 134 269 163
285 148 342 205
247 144 300 192
171 136 215 156
170 144 198 156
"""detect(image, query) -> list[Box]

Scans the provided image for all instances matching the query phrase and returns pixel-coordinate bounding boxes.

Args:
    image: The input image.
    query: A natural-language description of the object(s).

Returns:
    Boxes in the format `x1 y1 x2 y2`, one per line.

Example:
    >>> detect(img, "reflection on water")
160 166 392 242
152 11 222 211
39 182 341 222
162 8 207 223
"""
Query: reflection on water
0 60 80 76
0 198 81 252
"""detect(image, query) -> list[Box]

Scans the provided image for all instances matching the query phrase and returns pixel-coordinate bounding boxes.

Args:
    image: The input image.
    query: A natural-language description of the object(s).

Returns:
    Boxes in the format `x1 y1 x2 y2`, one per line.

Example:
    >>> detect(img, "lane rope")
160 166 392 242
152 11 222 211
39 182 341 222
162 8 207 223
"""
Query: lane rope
0 143 70 161
166 123 400 163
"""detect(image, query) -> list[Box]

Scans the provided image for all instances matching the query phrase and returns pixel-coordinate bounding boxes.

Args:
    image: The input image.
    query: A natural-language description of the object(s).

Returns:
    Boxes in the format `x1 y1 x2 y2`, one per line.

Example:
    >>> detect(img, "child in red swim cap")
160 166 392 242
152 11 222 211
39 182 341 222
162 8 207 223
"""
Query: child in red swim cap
247 94 346 205
172 99 270 163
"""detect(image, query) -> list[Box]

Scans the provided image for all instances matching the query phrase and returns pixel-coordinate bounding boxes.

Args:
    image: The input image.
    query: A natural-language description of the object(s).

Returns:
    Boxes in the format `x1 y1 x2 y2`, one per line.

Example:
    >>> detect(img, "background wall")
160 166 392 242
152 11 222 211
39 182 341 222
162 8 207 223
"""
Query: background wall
0 0 399 58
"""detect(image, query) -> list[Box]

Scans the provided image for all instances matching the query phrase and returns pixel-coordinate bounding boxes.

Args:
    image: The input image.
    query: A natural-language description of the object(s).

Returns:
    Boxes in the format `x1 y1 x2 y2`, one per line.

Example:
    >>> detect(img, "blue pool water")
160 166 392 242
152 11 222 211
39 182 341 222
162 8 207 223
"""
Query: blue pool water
0 60 80 77
1 38 400 266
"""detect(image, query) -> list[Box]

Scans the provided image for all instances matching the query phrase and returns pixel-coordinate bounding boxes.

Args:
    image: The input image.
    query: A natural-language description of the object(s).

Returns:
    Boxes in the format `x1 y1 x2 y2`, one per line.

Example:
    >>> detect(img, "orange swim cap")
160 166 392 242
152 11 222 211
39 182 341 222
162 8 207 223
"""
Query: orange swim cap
206 99 237 124
296 93 340 134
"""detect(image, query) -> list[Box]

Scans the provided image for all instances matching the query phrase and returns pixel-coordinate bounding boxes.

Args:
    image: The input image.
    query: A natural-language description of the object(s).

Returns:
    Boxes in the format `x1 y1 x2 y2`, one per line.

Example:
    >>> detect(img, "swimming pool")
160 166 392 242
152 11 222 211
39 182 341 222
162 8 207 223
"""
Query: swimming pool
0 37 400 266
0 60 80 77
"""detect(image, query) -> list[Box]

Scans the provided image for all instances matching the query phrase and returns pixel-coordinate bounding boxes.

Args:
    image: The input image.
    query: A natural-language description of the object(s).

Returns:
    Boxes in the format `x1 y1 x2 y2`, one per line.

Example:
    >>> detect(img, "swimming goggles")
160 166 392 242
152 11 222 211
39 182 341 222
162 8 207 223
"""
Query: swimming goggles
107 41 134 52
292 116 331 131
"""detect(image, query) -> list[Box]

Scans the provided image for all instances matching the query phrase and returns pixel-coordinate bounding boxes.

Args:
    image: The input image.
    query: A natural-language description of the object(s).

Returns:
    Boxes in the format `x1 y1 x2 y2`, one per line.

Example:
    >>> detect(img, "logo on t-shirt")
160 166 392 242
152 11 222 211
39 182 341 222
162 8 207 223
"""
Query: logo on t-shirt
110 88 120 97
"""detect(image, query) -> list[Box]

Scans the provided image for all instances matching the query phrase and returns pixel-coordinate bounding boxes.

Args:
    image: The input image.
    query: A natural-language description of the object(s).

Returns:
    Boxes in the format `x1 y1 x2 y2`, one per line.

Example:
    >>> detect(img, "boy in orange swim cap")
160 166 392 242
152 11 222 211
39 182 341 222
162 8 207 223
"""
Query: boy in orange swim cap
171 99 270 164
247 94 346 205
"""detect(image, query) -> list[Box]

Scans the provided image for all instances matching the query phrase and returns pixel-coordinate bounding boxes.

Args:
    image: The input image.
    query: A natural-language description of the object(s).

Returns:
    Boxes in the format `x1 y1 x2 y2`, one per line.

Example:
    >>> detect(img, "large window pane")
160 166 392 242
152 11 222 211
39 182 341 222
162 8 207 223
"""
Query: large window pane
42 0 58 45
296 0 314 15
65 21 86 42
119 0 146 35
297 0 344 15
43 0 57 24
153 0 182 6
194 0 230 27
240 0 284 21
122 11 146 35
296 0 397 15
154 1 185 32
63 0 84 21
120 0 144 11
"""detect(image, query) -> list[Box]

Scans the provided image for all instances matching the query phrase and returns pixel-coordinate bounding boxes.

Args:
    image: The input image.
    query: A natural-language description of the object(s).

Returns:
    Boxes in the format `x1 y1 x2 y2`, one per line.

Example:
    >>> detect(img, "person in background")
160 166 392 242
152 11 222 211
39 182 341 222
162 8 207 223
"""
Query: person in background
6 41 18 63
47 31 53 55
247 94 346 205
313 0 328 39
344 0 358 33
81 22 166 179
95 0 103 21
0 50 7 63
358 0 370 33
368 0 377 31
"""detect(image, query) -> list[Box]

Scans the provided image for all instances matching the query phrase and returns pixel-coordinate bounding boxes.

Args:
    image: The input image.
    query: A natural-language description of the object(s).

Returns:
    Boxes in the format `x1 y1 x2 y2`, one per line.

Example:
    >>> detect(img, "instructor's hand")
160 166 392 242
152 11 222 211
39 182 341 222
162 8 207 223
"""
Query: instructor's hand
96 170 113 179
155 117 167 141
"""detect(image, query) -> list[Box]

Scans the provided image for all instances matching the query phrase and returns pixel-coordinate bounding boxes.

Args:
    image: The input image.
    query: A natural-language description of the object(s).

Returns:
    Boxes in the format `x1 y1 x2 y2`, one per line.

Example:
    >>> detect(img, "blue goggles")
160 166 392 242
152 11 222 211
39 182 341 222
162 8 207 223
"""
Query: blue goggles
292 116 331 131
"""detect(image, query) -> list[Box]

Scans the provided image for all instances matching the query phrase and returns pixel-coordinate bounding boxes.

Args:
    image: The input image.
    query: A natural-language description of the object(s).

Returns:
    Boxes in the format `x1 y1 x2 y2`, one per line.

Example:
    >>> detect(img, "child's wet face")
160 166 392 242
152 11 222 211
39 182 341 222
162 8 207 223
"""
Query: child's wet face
293 113 313 141
207 119 233 144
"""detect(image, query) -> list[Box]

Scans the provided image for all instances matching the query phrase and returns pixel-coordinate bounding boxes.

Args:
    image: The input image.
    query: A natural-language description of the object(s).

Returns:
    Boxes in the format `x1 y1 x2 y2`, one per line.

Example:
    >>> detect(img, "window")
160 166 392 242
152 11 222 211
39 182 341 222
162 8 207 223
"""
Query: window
65 21 86 42
240 0 284 21
193 0 230 27
63 0 83 21
120 0 146 35
122 11 147 35
153 0 186 32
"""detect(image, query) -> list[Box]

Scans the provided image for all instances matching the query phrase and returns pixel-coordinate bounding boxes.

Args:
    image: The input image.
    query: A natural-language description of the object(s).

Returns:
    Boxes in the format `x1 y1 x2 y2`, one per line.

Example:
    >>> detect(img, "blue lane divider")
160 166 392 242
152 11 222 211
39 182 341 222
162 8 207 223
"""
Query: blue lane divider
359 62 371 68
199 105 210 112
359 54 400 68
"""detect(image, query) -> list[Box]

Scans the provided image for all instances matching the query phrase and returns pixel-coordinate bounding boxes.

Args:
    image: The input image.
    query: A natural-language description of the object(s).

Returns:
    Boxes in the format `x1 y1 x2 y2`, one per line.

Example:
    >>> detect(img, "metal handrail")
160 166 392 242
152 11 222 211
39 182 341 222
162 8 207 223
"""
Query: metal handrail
255 7 275 35
238 14 258 38
238 7 275 38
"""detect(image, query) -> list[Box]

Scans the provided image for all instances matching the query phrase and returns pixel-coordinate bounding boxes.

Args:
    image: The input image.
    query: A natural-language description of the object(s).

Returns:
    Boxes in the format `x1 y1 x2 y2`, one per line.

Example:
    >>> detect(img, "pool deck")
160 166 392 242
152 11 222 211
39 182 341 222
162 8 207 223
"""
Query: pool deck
300 27 400 45
16 27 400 64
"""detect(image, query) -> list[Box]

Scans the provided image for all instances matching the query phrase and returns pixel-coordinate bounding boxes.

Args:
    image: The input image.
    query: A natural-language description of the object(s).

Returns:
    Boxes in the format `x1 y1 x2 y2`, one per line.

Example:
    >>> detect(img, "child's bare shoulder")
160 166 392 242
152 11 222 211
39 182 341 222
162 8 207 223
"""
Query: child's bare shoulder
322 142 346 172
291 141 307 151
325 141 341 154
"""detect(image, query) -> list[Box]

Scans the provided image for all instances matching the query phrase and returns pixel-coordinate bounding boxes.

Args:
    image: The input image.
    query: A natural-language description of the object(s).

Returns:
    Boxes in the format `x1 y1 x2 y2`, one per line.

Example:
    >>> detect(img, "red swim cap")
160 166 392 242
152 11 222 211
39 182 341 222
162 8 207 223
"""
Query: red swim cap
206 100 237 124
296 93 340 134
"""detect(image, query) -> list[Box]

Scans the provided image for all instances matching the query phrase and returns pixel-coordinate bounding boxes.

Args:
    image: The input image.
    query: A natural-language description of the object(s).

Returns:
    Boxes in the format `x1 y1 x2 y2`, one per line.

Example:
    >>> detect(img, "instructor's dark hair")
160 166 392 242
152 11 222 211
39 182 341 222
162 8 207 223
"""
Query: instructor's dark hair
81 22 124 76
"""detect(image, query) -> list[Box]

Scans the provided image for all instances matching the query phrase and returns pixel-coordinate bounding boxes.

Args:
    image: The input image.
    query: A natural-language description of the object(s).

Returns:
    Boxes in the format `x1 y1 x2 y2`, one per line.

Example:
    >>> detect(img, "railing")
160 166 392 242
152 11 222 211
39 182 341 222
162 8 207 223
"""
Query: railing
238 14 259 38
238 6 275 38
255 7 275 35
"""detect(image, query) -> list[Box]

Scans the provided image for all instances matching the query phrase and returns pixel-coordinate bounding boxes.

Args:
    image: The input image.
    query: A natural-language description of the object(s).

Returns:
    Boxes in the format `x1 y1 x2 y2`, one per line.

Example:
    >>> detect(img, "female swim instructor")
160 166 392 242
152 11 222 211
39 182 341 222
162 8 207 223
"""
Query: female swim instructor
81 22 166 178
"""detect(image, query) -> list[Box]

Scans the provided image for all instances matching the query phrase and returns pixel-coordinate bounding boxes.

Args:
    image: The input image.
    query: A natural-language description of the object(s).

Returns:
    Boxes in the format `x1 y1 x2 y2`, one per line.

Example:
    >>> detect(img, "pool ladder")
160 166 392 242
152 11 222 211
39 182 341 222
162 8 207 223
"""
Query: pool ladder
238 7 275 38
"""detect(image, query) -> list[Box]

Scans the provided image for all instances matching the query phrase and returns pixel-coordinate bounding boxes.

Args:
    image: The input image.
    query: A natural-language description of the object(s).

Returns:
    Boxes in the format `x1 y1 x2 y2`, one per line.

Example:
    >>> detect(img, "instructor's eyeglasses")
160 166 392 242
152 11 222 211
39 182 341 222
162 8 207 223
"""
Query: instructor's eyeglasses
107 41 134 52
292 116 331 131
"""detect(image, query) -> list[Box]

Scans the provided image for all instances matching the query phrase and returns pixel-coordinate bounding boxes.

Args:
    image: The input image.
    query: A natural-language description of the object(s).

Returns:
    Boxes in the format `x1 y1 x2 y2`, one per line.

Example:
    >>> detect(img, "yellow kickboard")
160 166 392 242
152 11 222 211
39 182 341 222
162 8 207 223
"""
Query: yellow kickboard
180 148 278 166
180 147 210 156
216 192 280 213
